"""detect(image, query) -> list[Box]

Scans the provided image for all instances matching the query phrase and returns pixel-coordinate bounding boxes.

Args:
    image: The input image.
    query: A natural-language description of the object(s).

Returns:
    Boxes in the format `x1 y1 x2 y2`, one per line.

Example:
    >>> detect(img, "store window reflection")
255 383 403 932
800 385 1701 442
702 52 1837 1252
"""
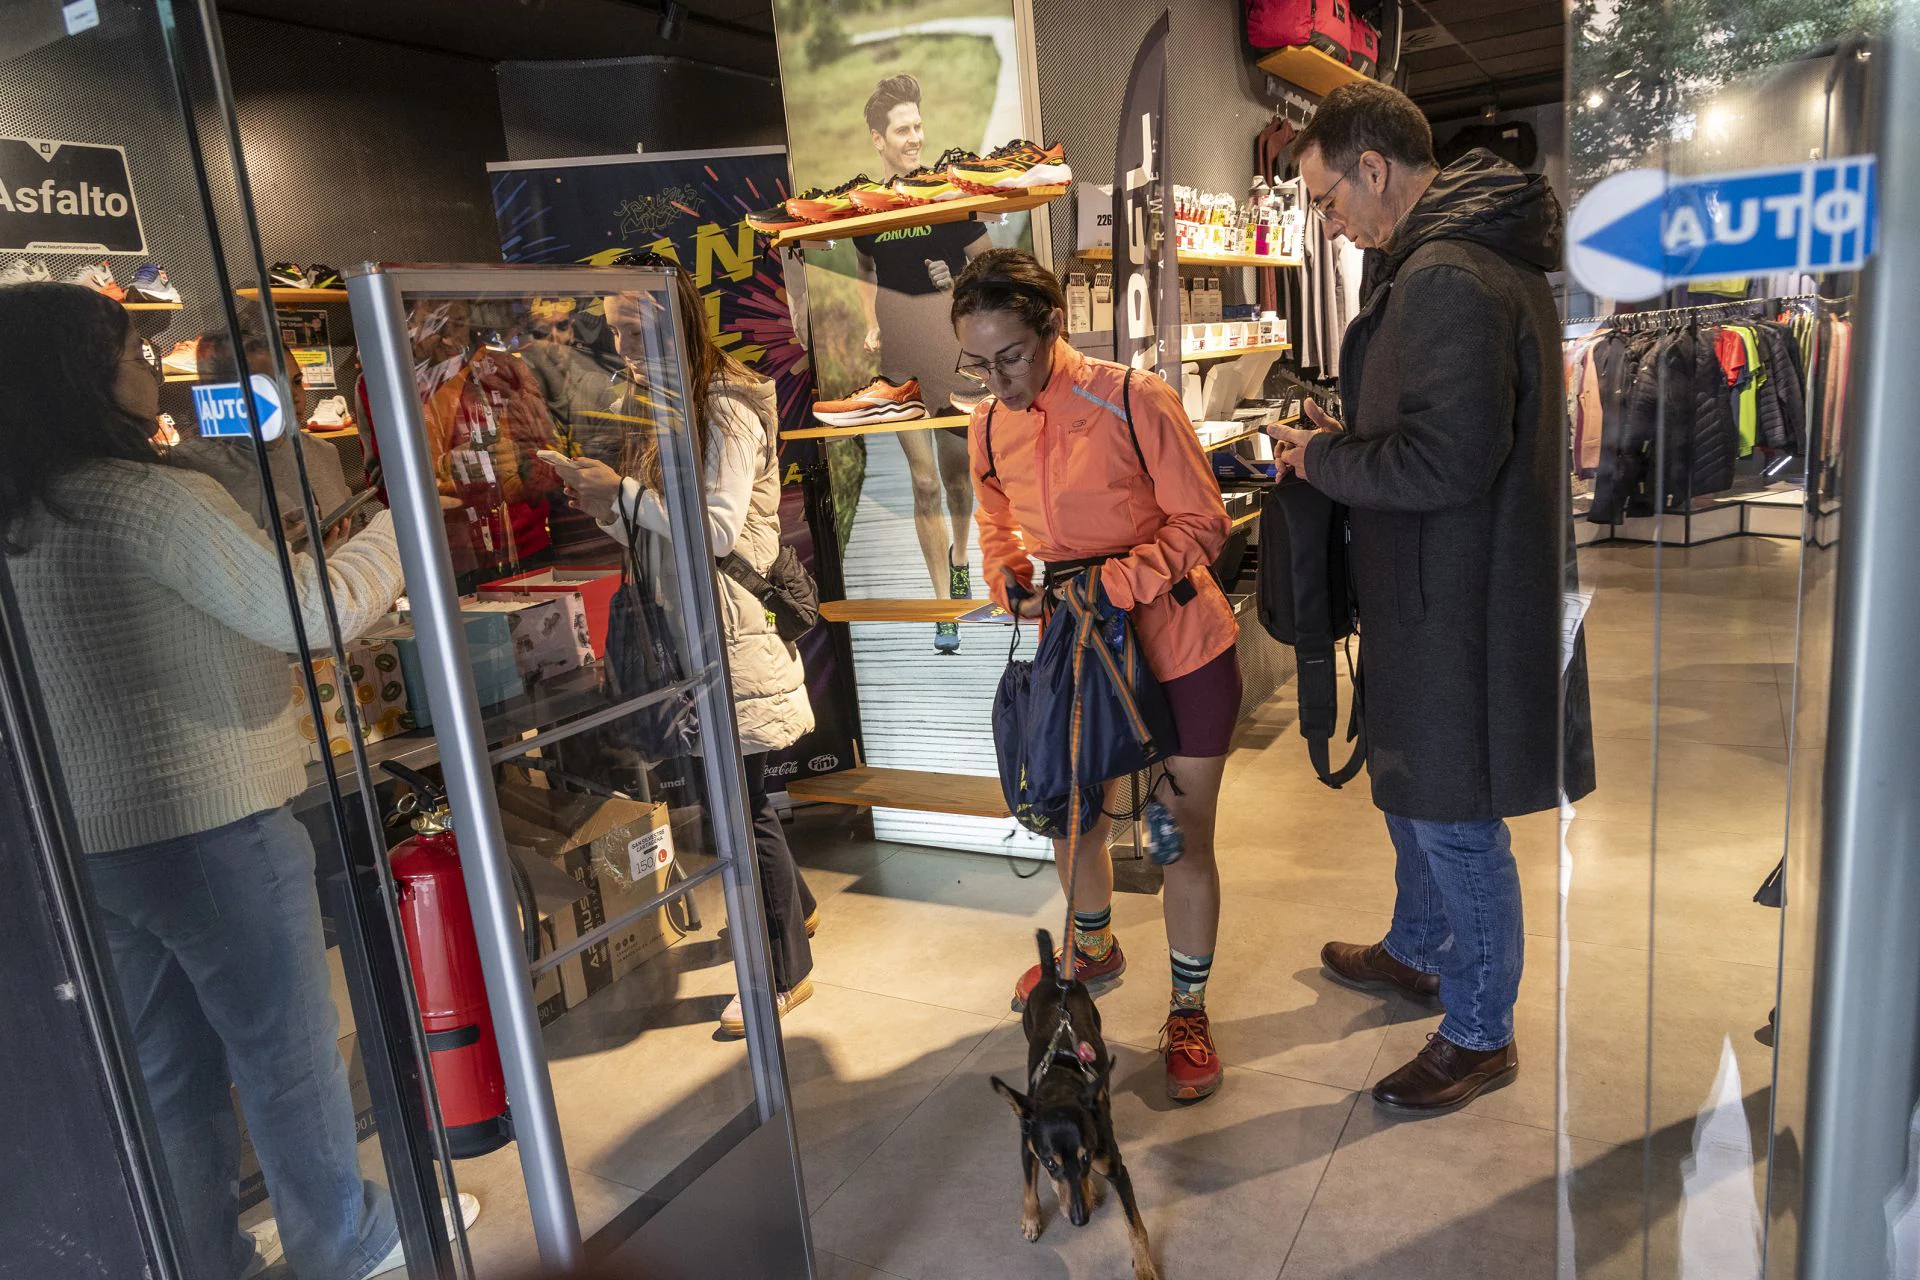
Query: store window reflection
0 283 410 1278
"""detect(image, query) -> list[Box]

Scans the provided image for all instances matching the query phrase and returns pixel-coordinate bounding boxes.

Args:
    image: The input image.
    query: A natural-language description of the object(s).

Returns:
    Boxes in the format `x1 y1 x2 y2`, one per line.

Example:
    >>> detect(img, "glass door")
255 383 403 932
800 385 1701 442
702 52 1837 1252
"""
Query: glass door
345 261 813 1277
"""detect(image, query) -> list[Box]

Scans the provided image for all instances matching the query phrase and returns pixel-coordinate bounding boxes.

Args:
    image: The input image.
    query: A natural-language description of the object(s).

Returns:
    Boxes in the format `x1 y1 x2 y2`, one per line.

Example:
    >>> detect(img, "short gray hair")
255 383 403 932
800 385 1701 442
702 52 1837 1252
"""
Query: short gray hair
1294 80 1436 172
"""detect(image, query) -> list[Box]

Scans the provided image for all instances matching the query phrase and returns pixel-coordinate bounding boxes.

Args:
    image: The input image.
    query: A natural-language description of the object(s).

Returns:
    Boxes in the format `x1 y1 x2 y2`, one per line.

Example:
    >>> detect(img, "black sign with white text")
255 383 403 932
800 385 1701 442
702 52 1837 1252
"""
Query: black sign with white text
0 137 145 254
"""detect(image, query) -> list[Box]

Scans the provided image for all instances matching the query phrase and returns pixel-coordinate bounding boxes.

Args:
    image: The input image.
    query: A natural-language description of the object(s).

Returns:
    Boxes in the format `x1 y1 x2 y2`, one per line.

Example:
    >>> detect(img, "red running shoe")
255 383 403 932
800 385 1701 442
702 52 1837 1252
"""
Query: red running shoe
1160 1008 1222 1102
1012 938 1127 1011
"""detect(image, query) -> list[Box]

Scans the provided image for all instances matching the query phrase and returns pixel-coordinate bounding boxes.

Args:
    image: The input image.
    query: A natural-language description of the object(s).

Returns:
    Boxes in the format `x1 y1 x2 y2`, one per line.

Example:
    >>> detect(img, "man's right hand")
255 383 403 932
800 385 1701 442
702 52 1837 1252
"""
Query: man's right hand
863 325 882 355
1301 397 1345 432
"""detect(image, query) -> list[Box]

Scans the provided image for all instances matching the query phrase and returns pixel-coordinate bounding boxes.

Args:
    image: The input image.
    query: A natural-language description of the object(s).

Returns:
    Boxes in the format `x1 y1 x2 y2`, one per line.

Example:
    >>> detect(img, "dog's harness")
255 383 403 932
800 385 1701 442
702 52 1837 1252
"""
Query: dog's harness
1031 1011 1102 1093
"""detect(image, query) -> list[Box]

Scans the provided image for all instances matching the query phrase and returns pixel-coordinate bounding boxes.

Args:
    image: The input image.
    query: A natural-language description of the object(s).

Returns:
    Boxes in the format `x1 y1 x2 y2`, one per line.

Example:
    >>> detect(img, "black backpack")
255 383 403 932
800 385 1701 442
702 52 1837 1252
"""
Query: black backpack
1257 475 1365 787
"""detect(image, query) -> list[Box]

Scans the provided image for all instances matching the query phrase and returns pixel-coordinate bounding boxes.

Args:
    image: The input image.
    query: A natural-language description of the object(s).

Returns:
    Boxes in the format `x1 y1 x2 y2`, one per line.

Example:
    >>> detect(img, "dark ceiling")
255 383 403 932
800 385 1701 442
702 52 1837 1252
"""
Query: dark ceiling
219 0 781 75
220 0 1563 118
1398 0 1565 120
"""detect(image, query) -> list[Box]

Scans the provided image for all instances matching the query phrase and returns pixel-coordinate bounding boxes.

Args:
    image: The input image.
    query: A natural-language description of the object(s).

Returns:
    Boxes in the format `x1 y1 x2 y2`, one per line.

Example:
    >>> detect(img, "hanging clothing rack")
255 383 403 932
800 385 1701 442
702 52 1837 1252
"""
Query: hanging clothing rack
1564 293 1830 329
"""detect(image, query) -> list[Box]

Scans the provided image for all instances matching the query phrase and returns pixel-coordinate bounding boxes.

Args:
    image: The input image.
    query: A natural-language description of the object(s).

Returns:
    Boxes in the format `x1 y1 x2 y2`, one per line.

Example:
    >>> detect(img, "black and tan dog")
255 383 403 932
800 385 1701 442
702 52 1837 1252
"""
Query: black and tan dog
991 930 1160 1280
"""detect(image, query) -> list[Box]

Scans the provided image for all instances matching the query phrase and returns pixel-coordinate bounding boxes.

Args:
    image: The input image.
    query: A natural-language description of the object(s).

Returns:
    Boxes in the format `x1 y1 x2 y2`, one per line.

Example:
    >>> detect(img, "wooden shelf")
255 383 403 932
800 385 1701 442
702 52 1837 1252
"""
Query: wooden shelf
235 287 350 303
1078 246 1302 270
1187 340 1292 362
1201 426 1266 454
305 426 359 441
1231 507 1262 532
784 413 970 442
1255 44 1371 97
819 598 1011 624
163 373 197 384
771 185 1067 248
787 766 1010 819
124 301 184 312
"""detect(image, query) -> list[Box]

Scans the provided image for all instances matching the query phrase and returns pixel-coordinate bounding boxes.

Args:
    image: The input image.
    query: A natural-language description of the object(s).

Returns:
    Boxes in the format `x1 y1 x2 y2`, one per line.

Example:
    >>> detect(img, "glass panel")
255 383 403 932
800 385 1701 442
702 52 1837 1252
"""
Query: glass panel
348 265 785 1273
1564 4 1885 1275
0 3 453 1277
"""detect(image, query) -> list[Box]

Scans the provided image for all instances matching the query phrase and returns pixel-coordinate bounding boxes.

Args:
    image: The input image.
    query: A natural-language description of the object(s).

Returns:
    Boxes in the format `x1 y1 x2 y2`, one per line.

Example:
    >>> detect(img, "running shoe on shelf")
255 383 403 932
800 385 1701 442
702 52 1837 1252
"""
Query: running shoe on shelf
123 264 181 304
305 264 342 289
948 140 1072 193
160 339 199 378
847 176 913 214
747 202 809 234
786 175 877 223
812 376 928 427
64 260 125 300
892 149 977 205
0 259 51 286
268 262 309 288
307 395 352 429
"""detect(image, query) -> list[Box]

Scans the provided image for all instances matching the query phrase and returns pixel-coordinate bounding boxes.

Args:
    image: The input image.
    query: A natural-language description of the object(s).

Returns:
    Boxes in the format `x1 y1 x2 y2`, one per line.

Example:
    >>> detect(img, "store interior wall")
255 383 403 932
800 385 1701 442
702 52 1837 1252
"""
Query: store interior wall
497 55 785 161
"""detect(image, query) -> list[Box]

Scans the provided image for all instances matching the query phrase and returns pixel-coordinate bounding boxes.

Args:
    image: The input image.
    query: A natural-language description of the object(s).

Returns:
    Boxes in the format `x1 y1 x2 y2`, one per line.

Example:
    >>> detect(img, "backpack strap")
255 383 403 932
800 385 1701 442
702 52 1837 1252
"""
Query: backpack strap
982 399 997 480
1120 370 1149 478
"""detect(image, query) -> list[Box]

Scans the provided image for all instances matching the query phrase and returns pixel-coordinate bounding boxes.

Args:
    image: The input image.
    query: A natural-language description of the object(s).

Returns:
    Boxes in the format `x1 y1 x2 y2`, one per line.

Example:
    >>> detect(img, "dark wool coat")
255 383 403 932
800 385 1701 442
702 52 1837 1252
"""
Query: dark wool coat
1305 150 1596 821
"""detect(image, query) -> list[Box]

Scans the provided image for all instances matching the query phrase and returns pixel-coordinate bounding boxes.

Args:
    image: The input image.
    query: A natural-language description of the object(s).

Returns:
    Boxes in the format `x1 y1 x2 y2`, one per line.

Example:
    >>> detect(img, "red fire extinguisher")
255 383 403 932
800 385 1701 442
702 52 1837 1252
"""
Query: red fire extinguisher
385 763 513 1158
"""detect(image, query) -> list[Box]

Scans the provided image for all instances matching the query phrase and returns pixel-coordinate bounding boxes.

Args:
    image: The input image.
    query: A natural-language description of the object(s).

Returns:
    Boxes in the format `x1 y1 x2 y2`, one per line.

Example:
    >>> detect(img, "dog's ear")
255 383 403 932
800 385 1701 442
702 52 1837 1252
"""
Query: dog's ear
990 1076 1032 1124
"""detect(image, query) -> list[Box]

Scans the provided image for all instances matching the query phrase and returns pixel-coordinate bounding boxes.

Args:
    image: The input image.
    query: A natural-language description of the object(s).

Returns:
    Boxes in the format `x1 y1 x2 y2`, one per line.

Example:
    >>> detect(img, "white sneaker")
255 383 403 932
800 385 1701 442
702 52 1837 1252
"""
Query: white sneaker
718 979 813 1038
307 395 350 429
366 1192 480 1276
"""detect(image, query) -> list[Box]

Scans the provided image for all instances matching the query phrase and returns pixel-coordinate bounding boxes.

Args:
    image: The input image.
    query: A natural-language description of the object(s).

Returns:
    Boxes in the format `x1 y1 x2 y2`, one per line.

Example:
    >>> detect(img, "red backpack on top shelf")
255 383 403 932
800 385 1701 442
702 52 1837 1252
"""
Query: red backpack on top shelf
1246 0 1352 65
1349 12 1380 74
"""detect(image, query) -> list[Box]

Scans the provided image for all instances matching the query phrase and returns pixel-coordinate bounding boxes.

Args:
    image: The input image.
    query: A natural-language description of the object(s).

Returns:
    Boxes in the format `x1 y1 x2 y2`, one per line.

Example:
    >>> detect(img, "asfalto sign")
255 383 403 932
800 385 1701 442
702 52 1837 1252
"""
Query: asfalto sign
1568 155 1876 302
0 136 146 254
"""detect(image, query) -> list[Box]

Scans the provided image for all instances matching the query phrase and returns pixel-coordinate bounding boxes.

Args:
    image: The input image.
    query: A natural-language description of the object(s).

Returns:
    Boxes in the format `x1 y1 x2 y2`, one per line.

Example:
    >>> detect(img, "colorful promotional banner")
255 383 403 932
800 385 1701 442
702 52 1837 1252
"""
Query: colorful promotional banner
1114 11 1178 384
487 147 856 786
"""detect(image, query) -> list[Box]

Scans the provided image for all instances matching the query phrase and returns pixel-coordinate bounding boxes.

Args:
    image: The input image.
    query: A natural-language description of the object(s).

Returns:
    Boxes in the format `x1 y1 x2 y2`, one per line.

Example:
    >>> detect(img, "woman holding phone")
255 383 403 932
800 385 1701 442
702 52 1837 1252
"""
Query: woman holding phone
557 264 820 1038
954 249 1240 1103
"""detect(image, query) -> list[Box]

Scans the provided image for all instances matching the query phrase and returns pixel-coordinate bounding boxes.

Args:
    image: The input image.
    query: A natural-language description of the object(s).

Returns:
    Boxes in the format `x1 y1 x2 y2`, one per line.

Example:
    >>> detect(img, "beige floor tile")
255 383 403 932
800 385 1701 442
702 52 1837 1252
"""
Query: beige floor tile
1583 623 1787 685
1578 737 1788 836
452 1151 641 1280
1215 783 1407 917
1092 895 1404 1092
814 1247 912 1279
783 983 1001 1211
811 1023 1354 1280
1278 1106 1558 1279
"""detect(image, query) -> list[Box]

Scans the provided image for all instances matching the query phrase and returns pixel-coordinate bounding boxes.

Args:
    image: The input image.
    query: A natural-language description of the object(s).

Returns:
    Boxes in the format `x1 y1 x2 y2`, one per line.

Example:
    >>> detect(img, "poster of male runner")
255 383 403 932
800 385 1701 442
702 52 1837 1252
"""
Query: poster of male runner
773 0 1040 655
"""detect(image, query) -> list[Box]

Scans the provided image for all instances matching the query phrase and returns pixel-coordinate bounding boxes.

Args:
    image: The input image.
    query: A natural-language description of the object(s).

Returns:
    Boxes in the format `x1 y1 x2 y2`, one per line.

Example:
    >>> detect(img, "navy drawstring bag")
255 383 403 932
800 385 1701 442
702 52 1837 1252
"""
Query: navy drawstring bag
993 565 1181 838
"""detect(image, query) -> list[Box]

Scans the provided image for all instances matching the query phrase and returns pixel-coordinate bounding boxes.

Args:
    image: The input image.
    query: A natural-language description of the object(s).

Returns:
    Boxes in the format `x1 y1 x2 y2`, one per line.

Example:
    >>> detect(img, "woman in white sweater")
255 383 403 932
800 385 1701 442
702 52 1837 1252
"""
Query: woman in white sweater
0 284 417 1280
562 264 818 1037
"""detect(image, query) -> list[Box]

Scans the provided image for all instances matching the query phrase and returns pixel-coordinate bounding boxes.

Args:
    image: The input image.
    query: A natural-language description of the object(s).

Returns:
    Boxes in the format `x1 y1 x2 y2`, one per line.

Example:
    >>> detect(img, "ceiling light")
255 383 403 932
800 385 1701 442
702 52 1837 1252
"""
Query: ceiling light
1584 90 1606 109
658 0 686 40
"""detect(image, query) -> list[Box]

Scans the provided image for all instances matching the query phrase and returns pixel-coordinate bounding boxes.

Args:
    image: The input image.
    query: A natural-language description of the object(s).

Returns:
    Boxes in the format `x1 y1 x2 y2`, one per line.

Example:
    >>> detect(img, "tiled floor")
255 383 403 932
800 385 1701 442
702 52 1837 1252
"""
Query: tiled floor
454 536 1804 1280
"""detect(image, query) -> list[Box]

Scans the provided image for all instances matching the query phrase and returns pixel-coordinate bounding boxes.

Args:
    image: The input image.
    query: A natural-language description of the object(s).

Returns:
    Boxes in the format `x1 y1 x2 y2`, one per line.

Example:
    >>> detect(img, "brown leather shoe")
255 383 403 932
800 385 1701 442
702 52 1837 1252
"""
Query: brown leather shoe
1372 1034 1518 1114
1321 940 1440 1004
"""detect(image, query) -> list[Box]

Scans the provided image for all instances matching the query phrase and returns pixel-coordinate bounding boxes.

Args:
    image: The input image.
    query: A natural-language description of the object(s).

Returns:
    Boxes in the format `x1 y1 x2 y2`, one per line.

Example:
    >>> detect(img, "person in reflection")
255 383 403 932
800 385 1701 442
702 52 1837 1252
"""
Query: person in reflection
0 282 472 1277
956 249 1240 1104
1269 81 1595 1113
559 261 820 1038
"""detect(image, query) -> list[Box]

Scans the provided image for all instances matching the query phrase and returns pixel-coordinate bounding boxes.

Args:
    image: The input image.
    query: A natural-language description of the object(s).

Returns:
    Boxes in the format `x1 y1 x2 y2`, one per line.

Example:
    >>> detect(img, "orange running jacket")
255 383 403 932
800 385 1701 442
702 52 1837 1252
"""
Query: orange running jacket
970 340 1237 682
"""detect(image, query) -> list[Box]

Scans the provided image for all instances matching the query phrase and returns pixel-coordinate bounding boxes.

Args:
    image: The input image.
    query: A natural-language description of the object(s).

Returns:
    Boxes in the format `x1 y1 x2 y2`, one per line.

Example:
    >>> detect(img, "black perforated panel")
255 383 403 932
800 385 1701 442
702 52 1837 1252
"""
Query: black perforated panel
498 56 784 161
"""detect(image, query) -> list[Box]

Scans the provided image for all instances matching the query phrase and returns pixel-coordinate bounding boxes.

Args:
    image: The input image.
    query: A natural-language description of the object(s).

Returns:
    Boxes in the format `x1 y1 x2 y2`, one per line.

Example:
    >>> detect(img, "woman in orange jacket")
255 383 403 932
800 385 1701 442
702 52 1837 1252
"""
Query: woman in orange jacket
954 249 1240 1102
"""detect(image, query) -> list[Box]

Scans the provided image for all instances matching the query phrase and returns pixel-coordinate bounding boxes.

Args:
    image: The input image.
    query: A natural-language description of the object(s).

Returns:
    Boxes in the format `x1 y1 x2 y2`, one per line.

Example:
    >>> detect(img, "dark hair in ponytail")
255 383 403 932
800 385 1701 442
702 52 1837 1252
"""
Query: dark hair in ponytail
950 248 1066 338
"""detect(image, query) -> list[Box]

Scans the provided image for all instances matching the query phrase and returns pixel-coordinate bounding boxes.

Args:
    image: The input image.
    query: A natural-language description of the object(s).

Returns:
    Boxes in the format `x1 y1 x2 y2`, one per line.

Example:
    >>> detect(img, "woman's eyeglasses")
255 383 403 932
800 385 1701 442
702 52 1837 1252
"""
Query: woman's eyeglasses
955 348 1040 380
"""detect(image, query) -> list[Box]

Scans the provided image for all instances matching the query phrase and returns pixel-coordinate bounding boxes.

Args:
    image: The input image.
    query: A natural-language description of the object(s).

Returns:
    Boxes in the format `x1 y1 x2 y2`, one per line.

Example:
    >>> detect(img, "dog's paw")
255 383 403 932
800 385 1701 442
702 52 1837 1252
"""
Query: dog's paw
1020 1212 1044 1242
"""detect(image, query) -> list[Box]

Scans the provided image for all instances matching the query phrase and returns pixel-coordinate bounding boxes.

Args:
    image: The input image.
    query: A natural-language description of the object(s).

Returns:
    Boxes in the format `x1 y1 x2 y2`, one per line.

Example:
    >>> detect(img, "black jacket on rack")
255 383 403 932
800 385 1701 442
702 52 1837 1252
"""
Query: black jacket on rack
1689 325 1738 496
1755 322 1808 454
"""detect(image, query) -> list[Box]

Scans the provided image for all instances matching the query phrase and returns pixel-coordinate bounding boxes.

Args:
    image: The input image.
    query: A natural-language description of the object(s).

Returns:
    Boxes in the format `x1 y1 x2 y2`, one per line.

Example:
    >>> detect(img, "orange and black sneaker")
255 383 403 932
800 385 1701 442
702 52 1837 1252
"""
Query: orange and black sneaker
949 140 1073 193
812 376 928 427
892 149 977 204
847 176 912 214
1160 1008 1222 1102
747 202 809 234
787 174 877 223
1012 938 1128 1011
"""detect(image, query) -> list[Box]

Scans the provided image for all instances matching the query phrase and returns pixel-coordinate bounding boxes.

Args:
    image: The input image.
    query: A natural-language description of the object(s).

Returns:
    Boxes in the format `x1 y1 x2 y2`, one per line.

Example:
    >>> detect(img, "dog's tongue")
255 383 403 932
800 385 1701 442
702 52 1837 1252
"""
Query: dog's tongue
1075 1041 1096 1062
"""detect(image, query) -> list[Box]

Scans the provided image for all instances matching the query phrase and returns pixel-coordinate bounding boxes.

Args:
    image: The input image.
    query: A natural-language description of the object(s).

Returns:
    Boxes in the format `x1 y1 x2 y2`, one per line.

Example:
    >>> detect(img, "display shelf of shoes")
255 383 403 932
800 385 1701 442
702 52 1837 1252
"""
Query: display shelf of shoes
783 413 971 441
1186 340 1293 362
124 301 185 311
1077 246 1303 270
1255 43 1371 97
786 765 1011 819
770 185 1068 249
234 287 350 303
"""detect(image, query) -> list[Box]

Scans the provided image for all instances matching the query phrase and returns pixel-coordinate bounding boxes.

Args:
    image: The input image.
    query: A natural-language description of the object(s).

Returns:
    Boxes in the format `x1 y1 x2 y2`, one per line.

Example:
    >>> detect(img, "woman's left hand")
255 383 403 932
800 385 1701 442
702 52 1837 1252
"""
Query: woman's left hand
563 457 625 522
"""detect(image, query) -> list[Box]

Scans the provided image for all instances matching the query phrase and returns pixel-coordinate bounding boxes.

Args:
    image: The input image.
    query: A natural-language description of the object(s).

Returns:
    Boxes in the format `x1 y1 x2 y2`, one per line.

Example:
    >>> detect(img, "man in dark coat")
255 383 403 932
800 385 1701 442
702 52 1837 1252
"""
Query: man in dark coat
1272 81 1596 1114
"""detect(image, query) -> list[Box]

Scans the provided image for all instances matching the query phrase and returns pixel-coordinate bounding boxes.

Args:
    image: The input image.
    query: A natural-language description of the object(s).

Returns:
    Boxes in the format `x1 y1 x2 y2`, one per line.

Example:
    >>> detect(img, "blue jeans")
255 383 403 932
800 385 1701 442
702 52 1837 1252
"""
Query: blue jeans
1380 813 1523 1052
90 807 399 1280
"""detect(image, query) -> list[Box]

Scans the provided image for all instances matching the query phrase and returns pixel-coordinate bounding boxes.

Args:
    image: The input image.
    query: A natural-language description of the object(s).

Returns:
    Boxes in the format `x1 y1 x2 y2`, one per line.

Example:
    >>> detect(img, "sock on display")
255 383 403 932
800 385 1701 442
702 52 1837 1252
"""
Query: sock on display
1170 947 1213 1010
1073 905 1115 961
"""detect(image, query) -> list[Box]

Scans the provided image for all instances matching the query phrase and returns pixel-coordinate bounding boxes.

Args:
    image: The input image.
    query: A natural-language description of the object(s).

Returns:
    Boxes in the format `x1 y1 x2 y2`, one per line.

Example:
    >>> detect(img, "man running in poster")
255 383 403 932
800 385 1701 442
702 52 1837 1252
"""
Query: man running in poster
855 73 989 653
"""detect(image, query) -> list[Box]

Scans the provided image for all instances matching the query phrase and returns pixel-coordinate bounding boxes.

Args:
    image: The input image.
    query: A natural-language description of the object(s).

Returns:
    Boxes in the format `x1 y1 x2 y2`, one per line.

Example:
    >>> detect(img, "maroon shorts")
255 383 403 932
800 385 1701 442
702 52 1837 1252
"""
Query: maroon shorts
1162 647 1243 758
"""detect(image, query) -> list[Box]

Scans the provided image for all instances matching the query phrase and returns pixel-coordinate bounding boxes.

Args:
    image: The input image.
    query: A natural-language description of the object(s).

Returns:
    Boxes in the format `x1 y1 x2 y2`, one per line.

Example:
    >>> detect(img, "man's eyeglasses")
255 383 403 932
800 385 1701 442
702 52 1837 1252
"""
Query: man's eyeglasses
1311 162 1358 217
955 347 1041 380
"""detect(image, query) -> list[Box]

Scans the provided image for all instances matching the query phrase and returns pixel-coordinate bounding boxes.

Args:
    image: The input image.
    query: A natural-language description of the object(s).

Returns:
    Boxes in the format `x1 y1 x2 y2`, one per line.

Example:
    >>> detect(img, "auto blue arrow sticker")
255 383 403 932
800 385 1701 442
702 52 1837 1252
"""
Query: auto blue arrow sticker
1569 156 1877 302
190 373 285 442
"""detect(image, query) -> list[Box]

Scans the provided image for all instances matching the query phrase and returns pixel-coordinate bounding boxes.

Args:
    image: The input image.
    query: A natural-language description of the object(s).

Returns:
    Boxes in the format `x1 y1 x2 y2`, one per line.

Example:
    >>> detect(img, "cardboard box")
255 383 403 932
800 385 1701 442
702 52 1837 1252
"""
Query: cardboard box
362 612 525 729
496 777 677 1024
478 566 623 658
467 592 595 689
294 639 414 763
